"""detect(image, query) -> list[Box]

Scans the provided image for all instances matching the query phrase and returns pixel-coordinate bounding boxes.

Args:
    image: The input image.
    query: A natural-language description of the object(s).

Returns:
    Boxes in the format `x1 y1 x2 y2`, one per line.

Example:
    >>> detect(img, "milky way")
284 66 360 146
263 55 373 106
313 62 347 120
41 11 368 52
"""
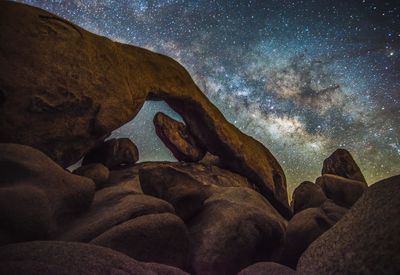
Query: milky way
18 0 400 194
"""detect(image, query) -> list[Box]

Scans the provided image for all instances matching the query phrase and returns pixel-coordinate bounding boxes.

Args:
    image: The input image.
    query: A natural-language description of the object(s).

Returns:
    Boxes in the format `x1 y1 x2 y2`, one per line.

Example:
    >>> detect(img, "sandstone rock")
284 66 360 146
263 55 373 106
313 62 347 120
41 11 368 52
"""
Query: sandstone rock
0 143 95 242
322 149 366 183
58 188 174 242
280 200 347 268
188 187 287 275
82 138 139 169
73 163 110 189
0 1 290 217
91 213 190 269
316 174 367 208
0 241 188 275
291 181 327 214
154 112 206 162
297 175 400 274
238 262 295 275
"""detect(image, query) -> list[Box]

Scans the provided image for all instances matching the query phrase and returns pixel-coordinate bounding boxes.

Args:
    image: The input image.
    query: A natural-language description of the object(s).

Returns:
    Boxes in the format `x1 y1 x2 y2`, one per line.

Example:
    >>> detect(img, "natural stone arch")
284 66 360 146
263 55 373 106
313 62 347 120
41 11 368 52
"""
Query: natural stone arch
0 1 290 217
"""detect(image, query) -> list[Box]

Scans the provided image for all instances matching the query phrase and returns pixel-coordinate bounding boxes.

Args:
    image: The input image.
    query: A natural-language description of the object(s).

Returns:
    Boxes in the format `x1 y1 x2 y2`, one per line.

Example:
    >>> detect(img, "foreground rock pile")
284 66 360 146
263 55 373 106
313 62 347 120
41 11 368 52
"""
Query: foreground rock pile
0 2 399 275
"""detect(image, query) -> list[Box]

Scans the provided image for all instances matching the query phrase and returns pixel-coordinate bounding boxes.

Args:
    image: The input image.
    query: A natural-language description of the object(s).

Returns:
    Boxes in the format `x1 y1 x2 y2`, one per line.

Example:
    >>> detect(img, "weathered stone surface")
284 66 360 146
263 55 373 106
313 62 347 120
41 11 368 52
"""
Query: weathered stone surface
0 143 95 242
154 112 206 162
238 262 296 275
58 187 174 242
0 1 289 217
82 138 139 169
0 241 188 275
322 149 366 183
291 181 327 214
73 163 110 189
280 200 347 268
297 175 400 275
91 213 190 269
188 187 287 275
316 174 367 208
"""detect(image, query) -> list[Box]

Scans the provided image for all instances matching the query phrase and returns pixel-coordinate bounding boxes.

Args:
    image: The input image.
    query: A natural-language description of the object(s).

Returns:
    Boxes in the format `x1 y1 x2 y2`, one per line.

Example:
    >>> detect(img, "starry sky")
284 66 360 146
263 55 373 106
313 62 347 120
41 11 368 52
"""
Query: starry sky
19 0 400 194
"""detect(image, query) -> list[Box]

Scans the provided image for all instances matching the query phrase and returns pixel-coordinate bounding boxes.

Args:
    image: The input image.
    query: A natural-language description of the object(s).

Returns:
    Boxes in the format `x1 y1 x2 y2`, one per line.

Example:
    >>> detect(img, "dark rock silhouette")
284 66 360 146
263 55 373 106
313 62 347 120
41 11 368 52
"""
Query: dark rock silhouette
0 241 188 275
0 143 95 243
154 112 206 162
0 1 290 217
238 262 296 275
91 213 190 269
322 149 367 183
291 181 327 214
82 138 139 169
316 174 367 208
73 163 110 189
279 200 347 268
298 175 400 274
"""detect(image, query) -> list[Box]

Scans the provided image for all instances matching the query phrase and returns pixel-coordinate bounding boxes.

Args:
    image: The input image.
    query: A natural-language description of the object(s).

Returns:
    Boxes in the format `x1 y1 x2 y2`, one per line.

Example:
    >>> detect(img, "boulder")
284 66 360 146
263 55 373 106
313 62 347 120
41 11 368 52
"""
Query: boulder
0 1 290 217
58 187 174 242
82 138 139 169
153 112 206 162
0 143 95 242
279 200 347 268
188 187 287 275
316 174 367 208
73 163 110 189
297 175 400 274
322 149 366 183
91 213 190 269
238 262 295 275
291 181 327 214
0 241 188 275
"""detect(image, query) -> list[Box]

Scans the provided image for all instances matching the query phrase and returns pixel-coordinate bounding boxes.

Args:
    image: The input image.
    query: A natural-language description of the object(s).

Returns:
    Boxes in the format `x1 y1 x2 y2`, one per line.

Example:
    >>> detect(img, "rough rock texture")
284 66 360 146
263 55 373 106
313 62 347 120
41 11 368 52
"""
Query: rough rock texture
58 186 174 242
0 241 188 275
91 213 190 269
188 187 287 275
322 149 366 183
238 262 296 275
291 181 327 214
73 163 110 189
280 200 347 268
154 112 206 162
0 143 95 242
297 175 400 275
0 1 290 217
140 166 213 221
82 138 139 168
316 174 367 208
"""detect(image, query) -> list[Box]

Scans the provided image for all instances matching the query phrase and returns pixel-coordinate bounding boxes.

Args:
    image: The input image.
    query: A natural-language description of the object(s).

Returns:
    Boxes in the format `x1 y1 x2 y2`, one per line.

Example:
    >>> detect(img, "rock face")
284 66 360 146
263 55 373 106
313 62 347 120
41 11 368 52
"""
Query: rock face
82 138 139 169
291 181 327 214
0 143 95 243
188 187 287 275
73 163 110 189
238 262 295 275
297 175 400 275
280 200 347 268
322 149 366 183
316 174 367 208
0 1 289 217
0 241 188 275
91 213 190 269
153 112 206 162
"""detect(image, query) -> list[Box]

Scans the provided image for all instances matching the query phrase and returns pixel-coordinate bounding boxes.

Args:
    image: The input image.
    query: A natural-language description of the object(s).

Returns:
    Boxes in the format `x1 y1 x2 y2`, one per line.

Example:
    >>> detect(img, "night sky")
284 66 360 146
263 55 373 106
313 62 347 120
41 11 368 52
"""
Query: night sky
19 0 400 194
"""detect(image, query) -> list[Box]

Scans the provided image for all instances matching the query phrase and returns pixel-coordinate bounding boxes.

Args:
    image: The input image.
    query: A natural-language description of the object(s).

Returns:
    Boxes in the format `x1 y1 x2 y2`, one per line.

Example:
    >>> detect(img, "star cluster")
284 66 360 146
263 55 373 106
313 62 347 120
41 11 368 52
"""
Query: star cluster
18 0 400 194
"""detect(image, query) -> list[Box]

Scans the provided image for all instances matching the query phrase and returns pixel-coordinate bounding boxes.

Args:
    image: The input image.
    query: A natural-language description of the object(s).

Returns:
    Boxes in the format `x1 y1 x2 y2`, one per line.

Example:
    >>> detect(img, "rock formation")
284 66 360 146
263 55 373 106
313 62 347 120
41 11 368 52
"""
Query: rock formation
153 112 206 162
0 0 290 217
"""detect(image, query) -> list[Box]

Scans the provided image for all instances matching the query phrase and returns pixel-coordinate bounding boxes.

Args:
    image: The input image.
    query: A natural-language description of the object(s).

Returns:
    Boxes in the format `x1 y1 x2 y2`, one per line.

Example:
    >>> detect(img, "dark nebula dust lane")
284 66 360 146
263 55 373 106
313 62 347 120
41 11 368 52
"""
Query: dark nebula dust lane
18 0 400 193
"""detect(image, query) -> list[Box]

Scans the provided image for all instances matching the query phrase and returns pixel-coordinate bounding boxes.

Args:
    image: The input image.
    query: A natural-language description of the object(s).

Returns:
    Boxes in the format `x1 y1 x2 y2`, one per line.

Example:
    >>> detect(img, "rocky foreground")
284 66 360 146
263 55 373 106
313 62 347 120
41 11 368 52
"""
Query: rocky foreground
0 2 399 275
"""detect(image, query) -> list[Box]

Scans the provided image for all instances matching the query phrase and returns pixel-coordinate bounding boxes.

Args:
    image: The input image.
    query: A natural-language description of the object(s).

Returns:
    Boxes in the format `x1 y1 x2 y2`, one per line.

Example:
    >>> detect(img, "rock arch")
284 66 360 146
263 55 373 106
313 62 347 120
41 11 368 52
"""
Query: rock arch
0 1 290 217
